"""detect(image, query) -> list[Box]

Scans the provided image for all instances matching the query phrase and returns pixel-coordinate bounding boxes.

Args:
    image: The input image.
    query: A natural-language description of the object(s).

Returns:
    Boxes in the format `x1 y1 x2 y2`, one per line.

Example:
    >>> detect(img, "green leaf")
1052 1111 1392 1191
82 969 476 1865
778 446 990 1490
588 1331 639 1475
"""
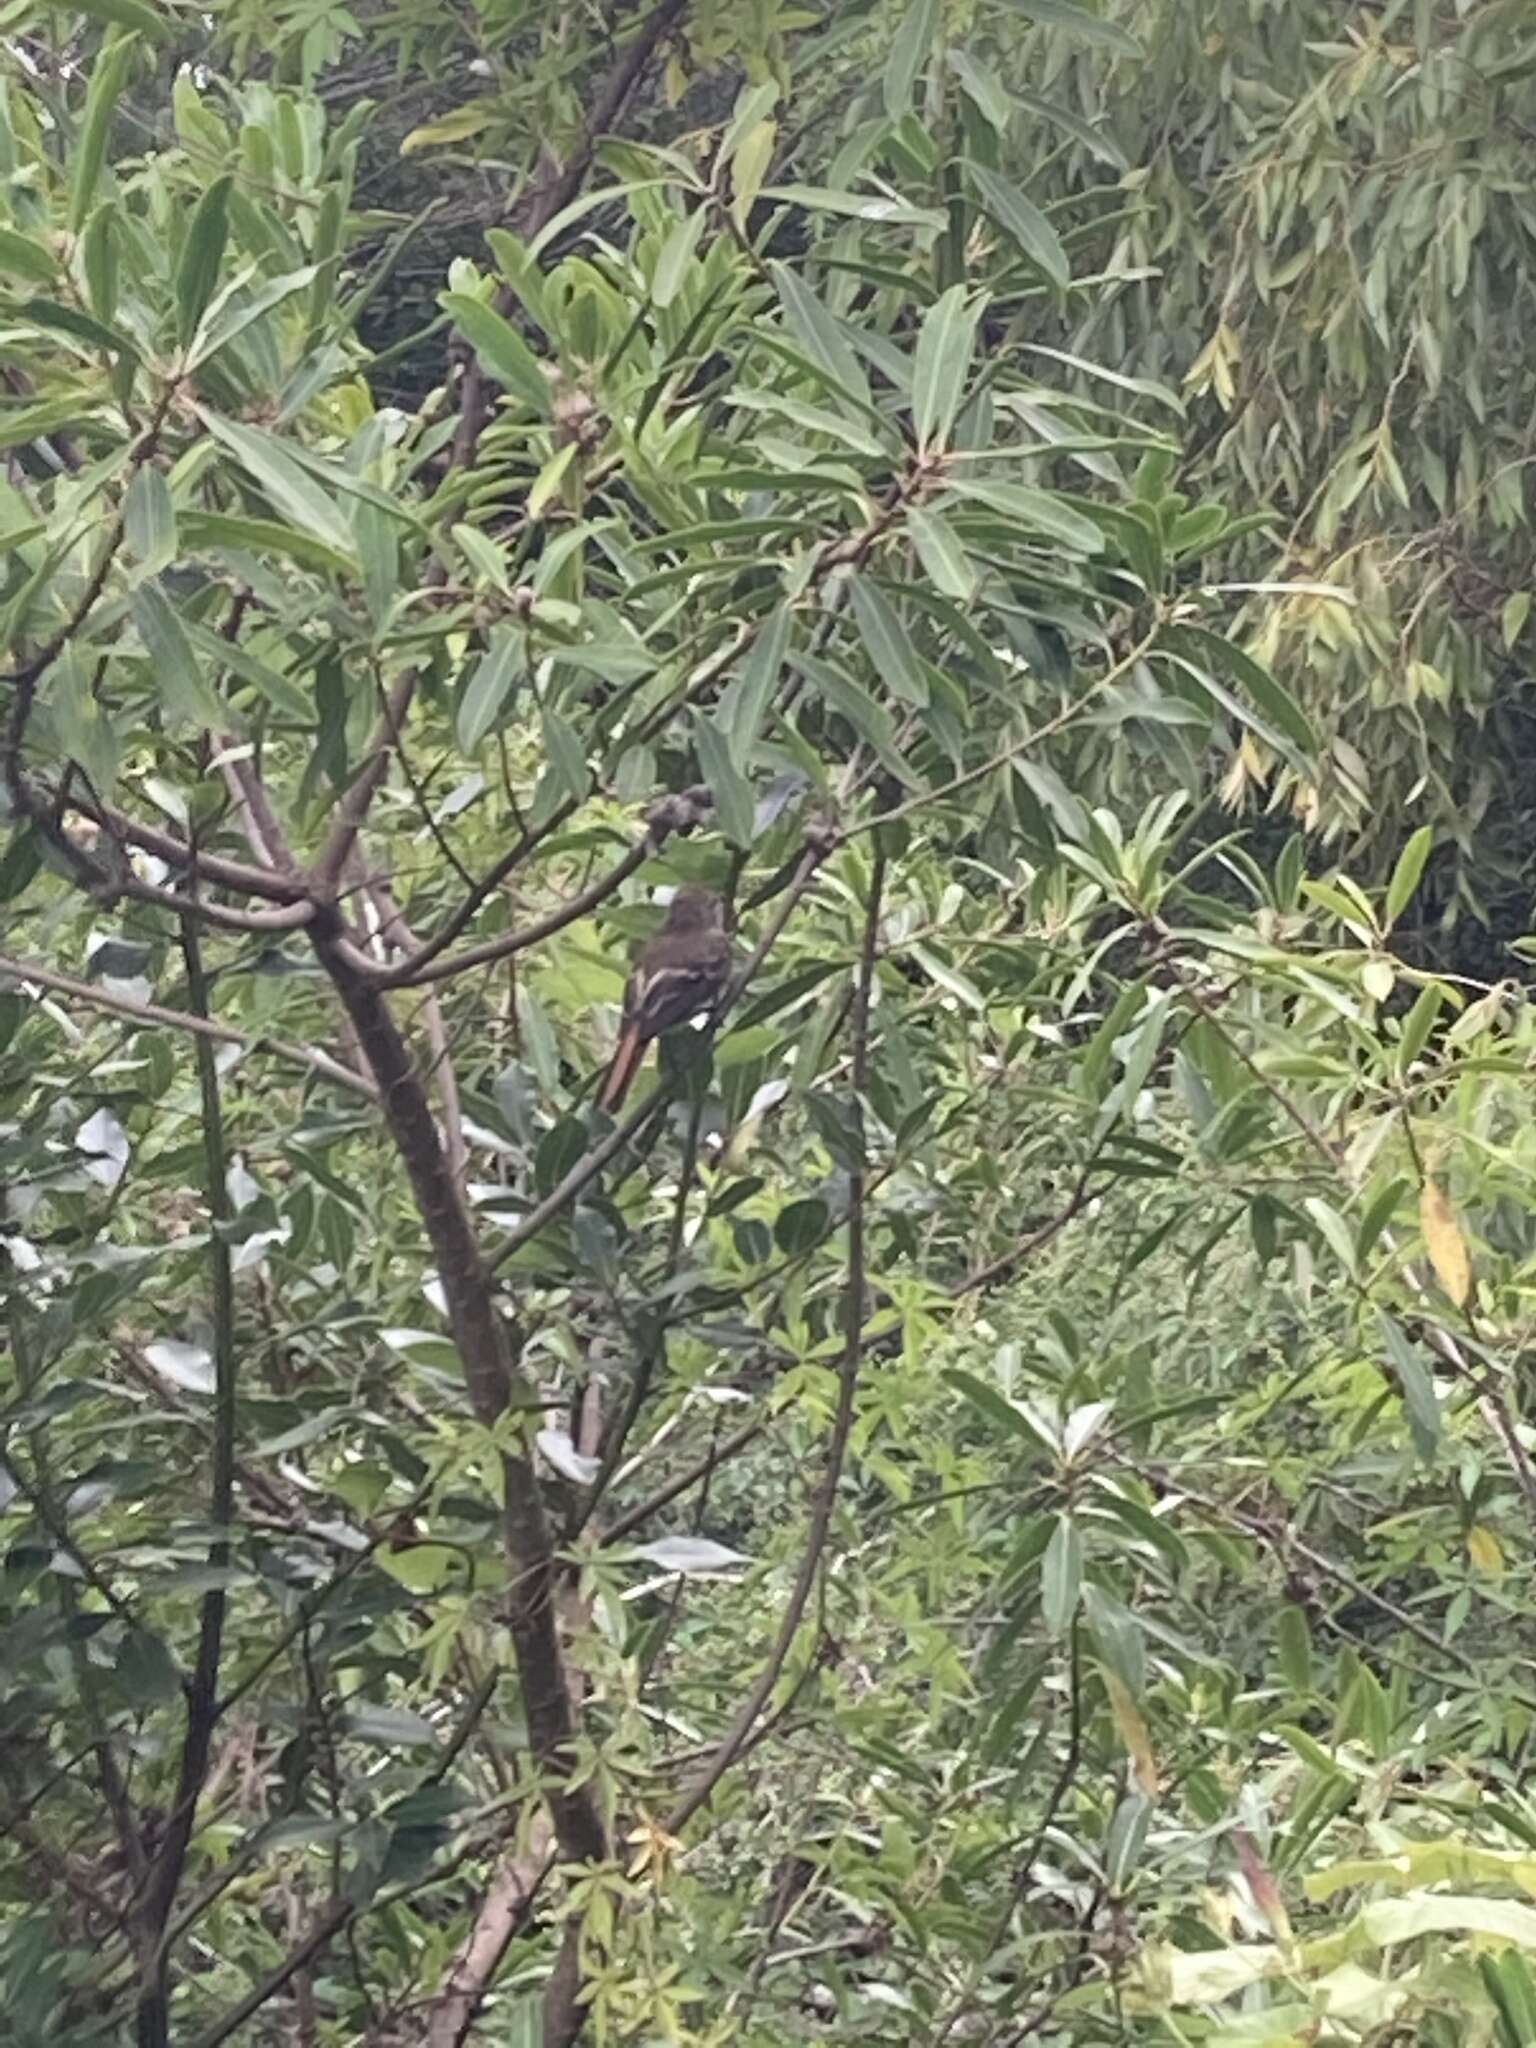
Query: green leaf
0 226 58 285
1396 983 1444 1075
1082 1584 1144 1696
945 477 1103 553
769 262 871 412
1041 1514 1082 1636
179 509 353 578
912 285 980 451
1009 0 1143 57
718 79 780 167
440 293 551 415
760 185 945 229
717 603 792 768
115 1626 181 1705
0 396 101 452
131 583 228 731
730 119 776 230
52 649 119 795
344 1705 437 1747
1160 624 1317 754
883 0 941 117
1014 90 1127 168
195 408 359 565
947 49 1013 131
541 710 591 805
793 651 914 785
187 262 320 370
69 32 139 234
945 1369 1036 1439
184 621 311 720
57 0 169 33
906 504 976 601
124 465 175 574
773 1196 828 1253
1377 1309 1441 1463
452 524 513 594
1384 826 1433 930
1303 1196 1356 1278
526 179 673 262
692 712 755 847
848 576 928 705
911 944 985 1011
458 629 523 753
526 441 578 520
21 295 138 362
965 161 1068 287
176 174 232 345
1277 1603 1313 1694
653 206 707 308
1023 342 1185 413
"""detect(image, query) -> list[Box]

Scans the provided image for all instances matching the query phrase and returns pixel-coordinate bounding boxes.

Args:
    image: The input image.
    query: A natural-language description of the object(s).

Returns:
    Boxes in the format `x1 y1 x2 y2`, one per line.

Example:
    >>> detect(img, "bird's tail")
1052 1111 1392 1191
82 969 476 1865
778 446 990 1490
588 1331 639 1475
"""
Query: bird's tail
598 1024 645 1112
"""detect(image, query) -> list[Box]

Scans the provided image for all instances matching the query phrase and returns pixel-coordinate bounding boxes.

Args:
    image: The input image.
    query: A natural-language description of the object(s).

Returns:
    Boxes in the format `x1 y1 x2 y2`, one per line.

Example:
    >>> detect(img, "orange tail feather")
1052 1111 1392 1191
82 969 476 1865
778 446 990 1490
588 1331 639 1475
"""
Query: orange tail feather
598 1025 645 1111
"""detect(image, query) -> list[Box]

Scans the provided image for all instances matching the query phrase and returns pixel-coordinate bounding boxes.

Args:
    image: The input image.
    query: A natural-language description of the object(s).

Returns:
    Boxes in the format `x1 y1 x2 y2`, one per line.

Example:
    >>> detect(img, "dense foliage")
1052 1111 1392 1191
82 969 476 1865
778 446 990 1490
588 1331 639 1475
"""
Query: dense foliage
3 4 1536 2046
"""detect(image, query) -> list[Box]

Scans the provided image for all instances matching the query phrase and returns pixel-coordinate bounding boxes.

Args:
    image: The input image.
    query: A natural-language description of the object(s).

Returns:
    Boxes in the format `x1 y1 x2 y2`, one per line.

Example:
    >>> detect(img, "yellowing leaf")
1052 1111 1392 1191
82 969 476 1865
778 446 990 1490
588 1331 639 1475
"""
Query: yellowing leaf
1419 1177 1471 1307
731 119 776 229
401 102 497 154
1361 956 1395 1003
1102 1668 1158 1801
1467 1525 1504 1574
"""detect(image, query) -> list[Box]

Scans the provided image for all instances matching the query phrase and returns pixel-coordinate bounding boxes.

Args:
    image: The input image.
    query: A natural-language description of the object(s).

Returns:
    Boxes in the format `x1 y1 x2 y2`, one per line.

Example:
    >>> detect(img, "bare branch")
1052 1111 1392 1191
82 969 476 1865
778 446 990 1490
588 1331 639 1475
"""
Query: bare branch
70 796 311 902
114 870 316 932
425 1828 555 2048
187 1904 355 2048
0 950 378 1101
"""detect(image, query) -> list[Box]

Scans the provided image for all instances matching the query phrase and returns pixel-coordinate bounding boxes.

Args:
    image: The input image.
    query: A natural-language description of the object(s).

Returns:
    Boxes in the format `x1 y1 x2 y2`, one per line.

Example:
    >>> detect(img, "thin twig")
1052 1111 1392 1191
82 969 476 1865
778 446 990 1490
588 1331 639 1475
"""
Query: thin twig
600 1418 767 1545
379 832 656 988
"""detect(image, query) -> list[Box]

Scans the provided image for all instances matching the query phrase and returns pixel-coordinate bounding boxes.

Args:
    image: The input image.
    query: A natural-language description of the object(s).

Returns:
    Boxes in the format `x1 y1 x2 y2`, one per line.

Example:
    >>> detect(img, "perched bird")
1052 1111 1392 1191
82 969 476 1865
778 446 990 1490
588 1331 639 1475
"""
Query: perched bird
598 887 731 1112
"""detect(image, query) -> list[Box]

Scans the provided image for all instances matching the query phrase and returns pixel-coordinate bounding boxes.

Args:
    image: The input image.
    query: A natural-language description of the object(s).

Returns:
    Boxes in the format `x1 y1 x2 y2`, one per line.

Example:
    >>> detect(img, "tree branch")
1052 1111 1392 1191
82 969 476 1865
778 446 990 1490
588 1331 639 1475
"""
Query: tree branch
425 1823 557 2048
134 914 240 2047
378 783 716 989
309 911 607 1881
379 832 655 989
360 863 468 1188
67 796 311 902
0 951 378 1102
311 670 420 898
664 844 884 1836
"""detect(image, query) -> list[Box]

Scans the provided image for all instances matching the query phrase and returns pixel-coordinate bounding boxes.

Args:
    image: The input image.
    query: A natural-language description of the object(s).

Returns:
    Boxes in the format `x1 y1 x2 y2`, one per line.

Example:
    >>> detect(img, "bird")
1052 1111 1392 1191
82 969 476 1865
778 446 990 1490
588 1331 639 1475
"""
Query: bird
597 886 732 1112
